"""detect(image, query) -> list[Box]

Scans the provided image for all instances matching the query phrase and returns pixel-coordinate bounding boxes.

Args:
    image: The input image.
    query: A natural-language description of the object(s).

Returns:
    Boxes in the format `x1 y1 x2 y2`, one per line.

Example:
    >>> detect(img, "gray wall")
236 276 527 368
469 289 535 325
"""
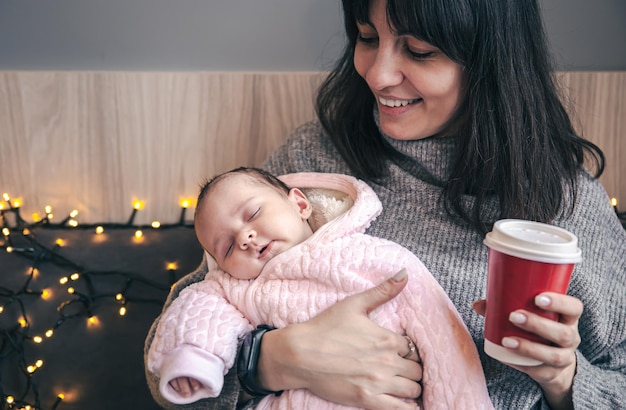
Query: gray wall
0 0 625 71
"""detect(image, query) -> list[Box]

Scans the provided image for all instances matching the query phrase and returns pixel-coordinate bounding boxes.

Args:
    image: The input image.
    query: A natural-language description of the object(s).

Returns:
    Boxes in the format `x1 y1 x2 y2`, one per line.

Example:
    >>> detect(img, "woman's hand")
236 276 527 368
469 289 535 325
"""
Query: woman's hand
473 292 583 410
257 270 423 410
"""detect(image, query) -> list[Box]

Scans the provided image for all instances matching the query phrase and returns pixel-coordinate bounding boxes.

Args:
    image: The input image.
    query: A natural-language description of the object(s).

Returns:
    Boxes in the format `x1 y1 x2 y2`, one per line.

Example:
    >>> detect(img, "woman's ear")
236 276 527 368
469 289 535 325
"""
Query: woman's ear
289 188 313 220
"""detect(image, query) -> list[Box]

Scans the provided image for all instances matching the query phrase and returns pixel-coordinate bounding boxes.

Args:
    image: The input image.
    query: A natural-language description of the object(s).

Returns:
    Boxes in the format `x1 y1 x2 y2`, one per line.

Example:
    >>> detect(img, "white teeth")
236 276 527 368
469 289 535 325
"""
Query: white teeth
378 97 418 107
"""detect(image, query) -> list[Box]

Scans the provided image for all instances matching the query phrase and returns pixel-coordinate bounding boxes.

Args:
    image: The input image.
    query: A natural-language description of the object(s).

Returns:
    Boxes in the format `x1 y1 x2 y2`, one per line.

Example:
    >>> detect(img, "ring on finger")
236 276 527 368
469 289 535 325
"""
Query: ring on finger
402 336 417 359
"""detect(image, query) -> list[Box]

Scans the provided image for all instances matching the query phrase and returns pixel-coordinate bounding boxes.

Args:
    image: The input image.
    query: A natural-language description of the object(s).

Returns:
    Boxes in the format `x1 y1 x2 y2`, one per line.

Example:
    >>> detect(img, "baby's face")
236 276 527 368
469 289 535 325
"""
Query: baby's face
195 175 313 279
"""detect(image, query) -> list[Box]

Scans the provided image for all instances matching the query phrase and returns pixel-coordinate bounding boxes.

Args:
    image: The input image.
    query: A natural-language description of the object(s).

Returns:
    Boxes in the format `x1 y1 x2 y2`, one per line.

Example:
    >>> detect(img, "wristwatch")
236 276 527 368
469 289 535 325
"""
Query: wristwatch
237 325 283 397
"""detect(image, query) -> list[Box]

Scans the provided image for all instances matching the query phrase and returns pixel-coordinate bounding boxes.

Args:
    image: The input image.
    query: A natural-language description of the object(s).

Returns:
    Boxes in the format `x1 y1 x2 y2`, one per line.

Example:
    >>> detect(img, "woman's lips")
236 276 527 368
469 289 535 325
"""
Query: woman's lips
378 96 421 107
377 97 423 116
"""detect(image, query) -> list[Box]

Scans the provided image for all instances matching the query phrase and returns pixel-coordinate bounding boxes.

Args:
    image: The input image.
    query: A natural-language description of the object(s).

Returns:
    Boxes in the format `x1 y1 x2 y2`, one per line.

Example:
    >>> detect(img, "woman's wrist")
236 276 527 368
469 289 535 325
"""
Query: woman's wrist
539 361 576 410
256 324 306 393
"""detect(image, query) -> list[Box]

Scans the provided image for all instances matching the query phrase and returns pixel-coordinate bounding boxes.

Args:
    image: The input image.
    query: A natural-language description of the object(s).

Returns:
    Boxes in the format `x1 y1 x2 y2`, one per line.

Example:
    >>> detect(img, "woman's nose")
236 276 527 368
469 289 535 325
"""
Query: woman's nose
237 229 256 250
367 47 404 91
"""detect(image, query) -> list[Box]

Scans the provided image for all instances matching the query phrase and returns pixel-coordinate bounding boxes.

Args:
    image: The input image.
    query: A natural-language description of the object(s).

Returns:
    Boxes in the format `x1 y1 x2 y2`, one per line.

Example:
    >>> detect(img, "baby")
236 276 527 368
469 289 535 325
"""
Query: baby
146 167 493 409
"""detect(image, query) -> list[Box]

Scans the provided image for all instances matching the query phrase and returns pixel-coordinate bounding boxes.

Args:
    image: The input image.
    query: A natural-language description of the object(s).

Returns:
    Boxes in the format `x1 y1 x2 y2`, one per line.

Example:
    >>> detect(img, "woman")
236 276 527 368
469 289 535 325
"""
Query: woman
145 0 626 408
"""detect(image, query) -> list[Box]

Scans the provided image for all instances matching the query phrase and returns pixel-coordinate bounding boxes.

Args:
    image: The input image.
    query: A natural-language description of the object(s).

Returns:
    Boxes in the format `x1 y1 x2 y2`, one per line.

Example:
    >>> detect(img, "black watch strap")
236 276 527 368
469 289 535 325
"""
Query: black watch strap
237 325 283 397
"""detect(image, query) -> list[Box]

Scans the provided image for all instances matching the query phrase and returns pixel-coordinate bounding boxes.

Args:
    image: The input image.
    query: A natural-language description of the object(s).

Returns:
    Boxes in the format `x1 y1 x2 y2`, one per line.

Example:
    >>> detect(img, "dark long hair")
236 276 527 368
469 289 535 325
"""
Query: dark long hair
316 0 605 232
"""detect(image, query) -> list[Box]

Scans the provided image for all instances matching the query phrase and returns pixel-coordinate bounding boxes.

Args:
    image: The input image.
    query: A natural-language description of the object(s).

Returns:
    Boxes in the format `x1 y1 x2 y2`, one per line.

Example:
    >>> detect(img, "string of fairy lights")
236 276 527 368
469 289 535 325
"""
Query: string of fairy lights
1 192 624 410
0 193 195 410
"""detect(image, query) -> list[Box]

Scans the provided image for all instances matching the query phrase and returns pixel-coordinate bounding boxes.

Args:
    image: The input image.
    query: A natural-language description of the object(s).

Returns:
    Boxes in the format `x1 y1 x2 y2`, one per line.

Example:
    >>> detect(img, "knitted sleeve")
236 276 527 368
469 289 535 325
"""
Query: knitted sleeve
561 173 626 408
144 258 242 410
146 275 254 405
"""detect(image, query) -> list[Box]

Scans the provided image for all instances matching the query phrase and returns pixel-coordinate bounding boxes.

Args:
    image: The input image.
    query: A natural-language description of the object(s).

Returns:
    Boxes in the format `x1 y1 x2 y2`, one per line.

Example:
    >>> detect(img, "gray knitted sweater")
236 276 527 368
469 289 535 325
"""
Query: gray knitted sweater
145 120 626 409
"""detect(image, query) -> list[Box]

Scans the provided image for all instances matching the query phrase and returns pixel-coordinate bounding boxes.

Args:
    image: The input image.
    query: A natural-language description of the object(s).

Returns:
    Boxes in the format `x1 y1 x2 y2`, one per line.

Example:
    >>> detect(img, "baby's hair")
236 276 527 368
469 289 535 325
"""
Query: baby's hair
195 167 290 219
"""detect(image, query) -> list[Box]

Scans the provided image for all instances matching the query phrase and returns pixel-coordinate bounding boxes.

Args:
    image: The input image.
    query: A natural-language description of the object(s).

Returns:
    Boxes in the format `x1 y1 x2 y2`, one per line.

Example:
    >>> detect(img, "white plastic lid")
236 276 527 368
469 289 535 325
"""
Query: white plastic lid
484 219 582 264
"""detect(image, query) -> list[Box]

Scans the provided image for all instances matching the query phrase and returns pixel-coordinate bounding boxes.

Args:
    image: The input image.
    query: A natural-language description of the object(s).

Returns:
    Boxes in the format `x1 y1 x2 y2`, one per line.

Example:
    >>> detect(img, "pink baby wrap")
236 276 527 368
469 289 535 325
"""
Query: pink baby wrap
147 172 493 409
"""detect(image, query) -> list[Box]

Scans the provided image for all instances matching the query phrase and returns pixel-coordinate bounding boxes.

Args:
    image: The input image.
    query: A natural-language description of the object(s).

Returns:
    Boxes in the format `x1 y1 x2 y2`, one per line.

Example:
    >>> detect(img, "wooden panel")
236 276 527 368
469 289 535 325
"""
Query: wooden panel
0 71 624 225
0 72 324 224
557 72 625 205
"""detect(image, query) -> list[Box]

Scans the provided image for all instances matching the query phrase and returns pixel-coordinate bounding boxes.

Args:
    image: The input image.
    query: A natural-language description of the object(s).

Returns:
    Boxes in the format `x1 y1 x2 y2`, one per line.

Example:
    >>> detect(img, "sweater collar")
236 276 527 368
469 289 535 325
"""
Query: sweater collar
374 109 459 183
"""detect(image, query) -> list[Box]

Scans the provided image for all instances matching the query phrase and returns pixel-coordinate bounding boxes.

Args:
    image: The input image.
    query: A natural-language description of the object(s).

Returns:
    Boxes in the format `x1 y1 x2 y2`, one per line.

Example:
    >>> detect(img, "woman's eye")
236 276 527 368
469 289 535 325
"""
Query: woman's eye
356 32 378 45
406 47 435 60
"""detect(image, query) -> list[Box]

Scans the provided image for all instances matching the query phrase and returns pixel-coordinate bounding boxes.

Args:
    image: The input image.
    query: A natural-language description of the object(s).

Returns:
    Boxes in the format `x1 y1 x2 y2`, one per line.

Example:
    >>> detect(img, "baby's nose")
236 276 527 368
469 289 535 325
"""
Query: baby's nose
238 229 256 249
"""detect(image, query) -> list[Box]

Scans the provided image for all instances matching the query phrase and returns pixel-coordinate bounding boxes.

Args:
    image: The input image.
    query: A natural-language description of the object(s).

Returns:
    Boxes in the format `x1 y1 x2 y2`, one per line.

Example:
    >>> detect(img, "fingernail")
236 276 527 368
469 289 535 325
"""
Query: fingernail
509 312 527 324
392 268 408 282
536 295 551 307
502 337 519 348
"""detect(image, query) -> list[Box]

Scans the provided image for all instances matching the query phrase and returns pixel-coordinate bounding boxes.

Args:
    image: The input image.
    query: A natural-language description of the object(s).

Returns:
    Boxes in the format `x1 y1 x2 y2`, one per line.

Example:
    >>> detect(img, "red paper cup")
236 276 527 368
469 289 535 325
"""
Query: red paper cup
483 219 582 366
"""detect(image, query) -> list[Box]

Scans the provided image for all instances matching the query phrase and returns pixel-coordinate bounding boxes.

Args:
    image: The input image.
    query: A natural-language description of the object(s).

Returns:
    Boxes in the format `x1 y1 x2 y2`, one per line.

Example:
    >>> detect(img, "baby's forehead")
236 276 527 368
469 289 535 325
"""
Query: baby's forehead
213 173 274 193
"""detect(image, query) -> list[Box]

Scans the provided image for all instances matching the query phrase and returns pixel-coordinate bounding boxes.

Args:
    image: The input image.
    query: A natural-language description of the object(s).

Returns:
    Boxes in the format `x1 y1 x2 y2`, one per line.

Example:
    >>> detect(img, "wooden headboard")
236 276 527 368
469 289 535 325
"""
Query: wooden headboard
0 71 624 225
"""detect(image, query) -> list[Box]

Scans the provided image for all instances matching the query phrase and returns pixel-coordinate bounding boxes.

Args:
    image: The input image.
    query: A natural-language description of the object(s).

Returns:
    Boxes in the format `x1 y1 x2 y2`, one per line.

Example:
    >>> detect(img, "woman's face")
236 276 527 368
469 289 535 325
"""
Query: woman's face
353 0 465 141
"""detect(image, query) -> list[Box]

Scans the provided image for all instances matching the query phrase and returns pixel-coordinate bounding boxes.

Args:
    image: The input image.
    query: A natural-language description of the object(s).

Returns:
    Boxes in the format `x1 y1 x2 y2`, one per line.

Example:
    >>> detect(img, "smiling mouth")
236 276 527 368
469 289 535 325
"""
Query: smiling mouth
378 97 422 107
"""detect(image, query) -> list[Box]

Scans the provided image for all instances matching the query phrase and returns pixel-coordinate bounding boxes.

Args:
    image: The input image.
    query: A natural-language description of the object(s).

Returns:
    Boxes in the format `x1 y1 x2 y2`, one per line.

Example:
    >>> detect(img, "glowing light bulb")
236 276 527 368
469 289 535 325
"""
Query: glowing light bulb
45 329 54 338
135 230 143 239
45 205 52 214
22 228 31 236
0 306 4 314
6 246 13 253
69 209 79 218
87 316 100 326
32 212 40 221
95 226 104 234
41 289 51 300
59 276 69 285
151 220 161 228
35 359 43 367
67 287 75 294
19 318 27 327
55 238 65 247
115 293 123 301
57 394 65 400
119 306 127 316
13 199 22 208
166 262 178 271
2 193 10 201
70 272 80 281
2 227 9 236
6 395 14 404
180 199 191 208
611 197 618 207
68 219 79 227
133 200 145 210
27 365 36 373
33 336 43 344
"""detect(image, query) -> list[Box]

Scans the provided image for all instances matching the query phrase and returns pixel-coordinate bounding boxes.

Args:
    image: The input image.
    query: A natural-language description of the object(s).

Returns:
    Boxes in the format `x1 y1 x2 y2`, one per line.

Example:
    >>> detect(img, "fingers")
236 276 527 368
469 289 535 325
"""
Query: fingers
471 299 486 316
501 293 582 379
189 377 202 392
366 395 420 410
168 377 201 397
399 354 423 383
535 292 583 325
401 336 421 364
359 268 408 315
509 293 582 348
